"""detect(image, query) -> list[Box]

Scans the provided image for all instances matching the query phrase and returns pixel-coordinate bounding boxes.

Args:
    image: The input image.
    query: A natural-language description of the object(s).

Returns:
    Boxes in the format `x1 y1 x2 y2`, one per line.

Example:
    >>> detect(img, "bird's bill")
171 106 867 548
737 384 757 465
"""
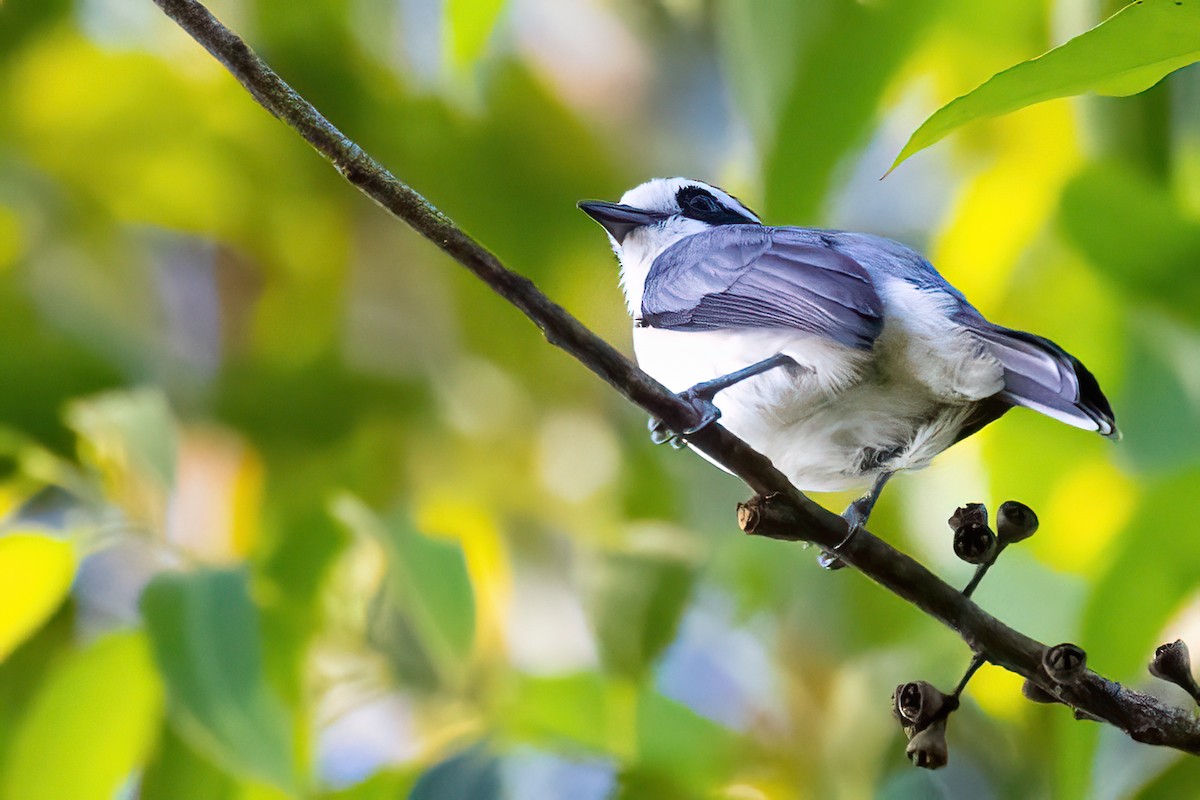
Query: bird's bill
577 200 666 244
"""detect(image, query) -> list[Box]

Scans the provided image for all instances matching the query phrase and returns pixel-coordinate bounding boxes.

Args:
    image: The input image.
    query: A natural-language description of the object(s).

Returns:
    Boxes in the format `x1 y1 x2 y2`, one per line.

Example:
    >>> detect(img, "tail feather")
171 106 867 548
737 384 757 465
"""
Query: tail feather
975 326 1118 439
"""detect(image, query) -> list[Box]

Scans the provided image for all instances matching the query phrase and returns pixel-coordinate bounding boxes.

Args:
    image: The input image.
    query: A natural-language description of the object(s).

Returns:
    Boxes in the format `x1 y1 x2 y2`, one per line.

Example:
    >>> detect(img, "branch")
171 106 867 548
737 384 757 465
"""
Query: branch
151 0 1200 756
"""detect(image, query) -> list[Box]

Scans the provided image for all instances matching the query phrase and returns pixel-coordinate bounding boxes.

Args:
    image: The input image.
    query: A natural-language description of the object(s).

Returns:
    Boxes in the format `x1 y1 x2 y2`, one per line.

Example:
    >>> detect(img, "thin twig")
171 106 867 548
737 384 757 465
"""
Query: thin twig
150 0 1200 755
953 653 988 698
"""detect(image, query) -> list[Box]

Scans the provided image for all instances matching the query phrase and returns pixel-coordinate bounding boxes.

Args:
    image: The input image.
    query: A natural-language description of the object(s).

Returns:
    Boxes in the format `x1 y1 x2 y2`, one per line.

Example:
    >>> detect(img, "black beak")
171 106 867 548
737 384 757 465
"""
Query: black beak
577 200 666 245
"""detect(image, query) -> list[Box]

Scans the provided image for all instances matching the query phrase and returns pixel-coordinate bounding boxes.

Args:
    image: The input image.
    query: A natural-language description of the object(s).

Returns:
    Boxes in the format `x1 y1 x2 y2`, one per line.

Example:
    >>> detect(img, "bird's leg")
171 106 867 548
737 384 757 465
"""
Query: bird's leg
818 471 894 570
649 353 798 444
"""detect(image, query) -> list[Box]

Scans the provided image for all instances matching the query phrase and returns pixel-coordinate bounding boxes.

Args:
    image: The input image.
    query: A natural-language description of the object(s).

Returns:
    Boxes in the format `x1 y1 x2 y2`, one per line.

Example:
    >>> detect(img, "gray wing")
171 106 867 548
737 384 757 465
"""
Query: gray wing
639 226 884 350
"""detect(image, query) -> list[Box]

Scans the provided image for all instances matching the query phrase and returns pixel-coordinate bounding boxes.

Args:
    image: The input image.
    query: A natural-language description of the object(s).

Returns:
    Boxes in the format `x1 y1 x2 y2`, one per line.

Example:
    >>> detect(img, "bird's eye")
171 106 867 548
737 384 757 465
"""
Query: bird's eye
687 193 721 215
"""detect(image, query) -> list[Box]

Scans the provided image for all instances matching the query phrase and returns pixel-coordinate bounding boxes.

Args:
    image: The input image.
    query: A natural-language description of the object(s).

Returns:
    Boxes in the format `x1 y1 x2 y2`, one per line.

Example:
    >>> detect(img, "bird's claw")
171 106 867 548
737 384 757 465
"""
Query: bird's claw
841 499 872 538
647 387 722 445
648 417 675 445
818 502 871 570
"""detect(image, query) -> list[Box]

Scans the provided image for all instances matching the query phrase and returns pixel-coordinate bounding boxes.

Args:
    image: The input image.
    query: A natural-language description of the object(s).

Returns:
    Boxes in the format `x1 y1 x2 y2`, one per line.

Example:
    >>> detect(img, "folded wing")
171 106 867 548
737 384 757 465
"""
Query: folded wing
639 226 885 350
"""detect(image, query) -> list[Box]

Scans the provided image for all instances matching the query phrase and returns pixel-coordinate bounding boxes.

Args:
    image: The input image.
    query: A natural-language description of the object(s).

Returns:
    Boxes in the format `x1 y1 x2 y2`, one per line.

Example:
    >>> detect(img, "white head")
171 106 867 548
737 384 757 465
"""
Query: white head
579 177 761 314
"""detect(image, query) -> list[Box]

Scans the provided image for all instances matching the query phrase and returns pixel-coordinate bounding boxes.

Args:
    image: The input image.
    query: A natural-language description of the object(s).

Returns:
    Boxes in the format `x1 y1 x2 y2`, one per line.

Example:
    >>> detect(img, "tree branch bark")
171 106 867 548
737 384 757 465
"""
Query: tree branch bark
151 0 1200 756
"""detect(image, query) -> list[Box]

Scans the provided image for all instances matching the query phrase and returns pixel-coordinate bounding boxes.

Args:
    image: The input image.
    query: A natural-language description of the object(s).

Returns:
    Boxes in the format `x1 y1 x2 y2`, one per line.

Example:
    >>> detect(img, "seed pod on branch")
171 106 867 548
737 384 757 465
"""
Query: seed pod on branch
906 717 949 769
1149 640 1200 705
996 500 1038 546
1044 643 1087 684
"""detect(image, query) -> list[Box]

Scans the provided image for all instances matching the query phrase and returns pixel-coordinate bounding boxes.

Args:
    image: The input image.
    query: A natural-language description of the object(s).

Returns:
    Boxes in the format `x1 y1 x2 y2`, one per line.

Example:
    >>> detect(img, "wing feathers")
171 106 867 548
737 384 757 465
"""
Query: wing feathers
972 325 1118 438
640 227 884 350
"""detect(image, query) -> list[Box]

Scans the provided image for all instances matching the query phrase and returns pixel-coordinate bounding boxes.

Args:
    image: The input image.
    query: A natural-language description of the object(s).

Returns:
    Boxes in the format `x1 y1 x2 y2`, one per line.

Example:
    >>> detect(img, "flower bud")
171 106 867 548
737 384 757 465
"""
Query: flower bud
954 523 997 564
996 500 1038 545
906 718 949 769
1044 643 1086 684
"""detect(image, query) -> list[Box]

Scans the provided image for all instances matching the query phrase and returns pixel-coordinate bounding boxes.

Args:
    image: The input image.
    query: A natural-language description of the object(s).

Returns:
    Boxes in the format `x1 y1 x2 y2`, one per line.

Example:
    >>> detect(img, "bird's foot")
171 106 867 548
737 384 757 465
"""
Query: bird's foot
817 498 873 570
647 386 722 446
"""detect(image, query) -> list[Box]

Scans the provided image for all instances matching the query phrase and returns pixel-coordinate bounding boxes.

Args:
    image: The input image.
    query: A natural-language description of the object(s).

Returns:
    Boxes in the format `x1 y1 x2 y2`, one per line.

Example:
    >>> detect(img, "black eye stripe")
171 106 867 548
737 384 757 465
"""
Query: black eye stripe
676 186 759 226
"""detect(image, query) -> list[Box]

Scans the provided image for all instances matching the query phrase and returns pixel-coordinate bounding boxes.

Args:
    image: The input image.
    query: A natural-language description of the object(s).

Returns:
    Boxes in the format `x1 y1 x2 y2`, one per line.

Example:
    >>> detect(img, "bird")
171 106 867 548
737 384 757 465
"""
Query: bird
579 177 1117 567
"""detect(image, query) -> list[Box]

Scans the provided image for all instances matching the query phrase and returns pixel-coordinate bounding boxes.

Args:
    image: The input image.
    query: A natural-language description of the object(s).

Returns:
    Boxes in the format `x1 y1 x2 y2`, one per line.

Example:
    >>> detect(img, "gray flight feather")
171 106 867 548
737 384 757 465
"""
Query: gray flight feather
960 315 1119 438
639 226 885 349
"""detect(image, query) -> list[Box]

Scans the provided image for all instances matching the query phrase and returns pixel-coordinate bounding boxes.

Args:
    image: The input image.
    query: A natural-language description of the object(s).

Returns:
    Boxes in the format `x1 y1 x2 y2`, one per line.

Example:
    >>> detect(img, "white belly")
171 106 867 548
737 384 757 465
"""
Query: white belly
632 323 983 492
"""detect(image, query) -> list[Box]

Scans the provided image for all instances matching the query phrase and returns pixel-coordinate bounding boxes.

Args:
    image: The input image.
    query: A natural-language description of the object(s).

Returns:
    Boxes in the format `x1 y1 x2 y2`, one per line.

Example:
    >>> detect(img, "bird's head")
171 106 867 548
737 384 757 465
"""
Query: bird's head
579 177 760 255
578 178 761 314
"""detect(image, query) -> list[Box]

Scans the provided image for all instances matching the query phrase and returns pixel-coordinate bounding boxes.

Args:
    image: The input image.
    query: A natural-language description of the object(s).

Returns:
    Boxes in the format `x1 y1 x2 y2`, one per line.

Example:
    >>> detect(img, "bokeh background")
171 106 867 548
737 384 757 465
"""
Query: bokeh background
1 0 1199 797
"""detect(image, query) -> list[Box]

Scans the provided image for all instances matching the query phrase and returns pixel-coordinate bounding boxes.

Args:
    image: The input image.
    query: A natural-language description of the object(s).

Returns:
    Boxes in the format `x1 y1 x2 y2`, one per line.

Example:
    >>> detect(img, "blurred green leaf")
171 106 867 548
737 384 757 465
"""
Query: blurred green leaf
322 769 419 800
140 725 238 800
1136 751 1200 798
1081 469 1200 679
1059 159 1200 318
380 513 475 673
1118 318 1200 473
502 672 615 754
715 0 816 147
0 281 122 454
409 746 500 800
763 0 942 220
365 592 443 691
631 688 742 795
876 769 949 799
446 0 507 68
141 568 298 792
585 551 694 681
334 497 476 686
892 0 1200 171
0 631 164 800
0 0 71 64
258 503 350 703
0 601 75 759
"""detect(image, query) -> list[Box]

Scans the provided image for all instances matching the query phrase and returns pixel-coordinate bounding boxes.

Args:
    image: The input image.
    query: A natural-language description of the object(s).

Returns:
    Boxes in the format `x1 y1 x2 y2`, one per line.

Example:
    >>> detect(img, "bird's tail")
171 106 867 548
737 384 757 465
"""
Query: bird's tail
973 325 1119 439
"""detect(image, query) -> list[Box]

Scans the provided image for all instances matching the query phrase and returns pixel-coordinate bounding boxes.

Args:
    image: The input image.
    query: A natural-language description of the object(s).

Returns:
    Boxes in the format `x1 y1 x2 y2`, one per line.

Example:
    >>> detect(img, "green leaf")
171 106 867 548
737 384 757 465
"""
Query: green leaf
258 503 350 703
333 497 475 686
1081 469 1200 679
140 568 298 791
891 0 1200 172
445 0 507 68
0 631 164 800
585 551 694 681
140 725 238 800
1118 318 1200 474
631 689 743 795
502 672 616 753
1058 159 1200 319
320 769 418 800
715 0 817 147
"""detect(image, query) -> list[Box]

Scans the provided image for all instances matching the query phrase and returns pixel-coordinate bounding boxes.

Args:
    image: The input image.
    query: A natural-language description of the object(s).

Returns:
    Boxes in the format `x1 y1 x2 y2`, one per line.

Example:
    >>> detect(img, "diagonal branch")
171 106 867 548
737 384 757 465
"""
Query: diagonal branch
151 0 1200 755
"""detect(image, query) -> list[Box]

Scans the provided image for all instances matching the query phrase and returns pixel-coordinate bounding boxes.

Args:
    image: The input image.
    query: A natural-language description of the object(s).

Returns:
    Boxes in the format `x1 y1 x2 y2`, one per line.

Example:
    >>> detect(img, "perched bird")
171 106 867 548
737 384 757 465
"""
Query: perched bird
579 178 1116 565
